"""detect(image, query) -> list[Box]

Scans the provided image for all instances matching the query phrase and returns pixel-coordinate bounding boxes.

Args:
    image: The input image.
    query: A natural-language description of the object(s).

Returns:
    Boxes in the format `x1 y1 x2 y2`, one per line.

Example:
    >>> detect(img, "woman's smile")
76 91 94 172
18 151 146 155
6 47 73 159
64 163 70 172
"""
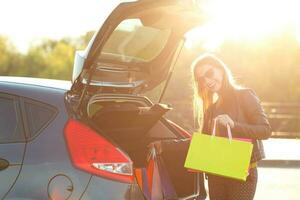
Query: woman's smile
206 81 215 89
205 79 220 92
195 64 224 92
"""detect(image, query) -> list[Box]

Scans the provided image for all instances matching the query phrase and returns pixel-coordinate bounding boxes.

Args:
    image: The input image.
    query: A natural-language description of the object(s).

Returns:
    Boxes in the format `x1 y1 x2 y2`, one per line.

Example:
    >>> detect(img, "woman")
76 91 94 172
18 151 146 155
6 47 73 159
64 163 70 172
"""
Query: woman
153 53 271 199
191 53 271 200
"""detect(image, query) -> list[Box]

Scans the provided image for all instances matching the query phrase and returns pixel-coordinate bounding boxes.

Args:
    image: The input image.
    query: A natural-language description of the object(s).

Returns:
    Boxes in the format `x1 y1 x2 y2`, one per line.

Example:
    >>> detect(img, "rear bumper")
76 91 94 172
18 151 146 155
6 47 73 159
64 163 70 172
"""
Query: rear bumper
81 176 144 200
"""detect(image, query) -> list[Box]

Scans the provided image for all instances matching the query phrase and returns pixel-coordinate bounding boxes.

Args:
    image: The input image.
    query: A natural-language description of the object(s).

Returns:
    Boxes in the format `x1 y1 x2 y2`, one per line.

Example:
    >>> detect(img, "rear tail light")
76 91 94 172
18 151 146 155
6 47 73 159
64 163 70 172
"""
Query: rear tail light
167 119 191 138
64 119 133 183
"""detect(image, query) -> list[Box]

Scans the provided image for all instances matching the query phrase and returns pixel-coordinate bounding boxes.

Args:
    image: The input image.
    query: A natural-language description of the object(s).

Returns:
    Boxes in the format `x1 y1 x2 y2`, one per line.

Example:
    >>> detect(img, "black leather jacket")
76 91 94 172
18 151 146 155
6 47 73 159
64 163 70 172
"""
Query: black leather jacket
159 88 270 198
162 88 271 163
202 88 272 162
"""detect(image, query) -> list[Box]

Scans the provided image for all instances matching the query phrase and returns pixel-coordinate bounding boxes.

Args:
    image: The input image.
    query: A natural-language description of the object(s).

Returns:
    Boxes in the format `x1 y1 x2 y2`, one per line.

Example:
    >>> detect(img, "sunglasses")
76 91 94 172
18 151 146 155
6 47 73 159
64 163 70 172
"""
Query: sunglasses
196 67 215 86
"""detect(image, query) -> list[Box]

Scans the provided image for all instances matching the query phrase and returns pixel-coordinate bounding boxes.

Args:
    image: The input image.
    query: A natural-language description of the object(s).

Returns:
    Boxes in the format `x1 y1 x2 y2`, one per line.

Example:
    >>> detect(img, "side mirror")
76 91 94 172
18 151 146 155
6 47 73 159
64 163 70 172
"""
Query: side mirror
72 50 86 83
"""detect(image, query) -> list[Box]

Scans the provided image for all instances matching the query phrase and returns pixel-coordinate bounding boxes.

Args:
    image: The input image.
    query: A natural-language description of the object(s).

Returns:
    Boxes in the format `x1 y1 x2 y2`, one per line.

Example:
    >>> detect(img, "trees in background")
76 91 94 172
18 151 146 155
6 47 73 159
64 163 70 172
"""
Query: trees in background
218 31 300 102
0 31 94 80
24 39 76 80
0 36 23 77
167 30 300 103
0 31 299 103
1 31 299 133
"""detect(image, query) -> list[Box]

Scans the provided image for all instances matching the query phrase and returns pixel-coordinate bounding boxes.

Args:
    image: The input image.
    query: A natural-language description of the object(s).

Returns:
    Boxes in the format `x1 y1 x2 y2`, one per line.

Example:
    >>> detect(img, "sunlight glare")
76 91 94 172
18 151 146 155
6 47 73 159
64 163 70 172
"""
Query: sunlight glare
186 0 300 49
185 24 224 51
297 27 300 43
0 0 120 52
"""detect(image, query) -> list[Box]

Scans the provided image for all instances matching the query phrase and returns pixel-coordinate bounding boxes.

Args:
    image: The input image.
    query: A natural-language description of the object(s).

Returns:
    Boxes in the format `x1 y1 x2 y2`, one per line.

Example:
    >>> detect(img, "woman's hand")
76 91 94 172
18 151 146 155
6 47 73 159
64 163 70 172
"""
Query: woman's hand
214 114 235 128
148 141 163 154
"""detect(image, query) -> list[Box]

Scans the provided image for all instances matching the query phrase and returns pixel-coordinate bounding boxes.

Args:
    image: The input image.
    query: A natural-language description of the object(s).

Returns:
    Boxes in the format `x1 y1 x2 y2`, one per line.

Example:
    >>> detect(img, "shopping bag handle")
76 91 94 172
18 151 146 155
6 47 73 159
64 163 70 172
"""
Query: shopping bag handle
147 146 157 161
212 118 233 141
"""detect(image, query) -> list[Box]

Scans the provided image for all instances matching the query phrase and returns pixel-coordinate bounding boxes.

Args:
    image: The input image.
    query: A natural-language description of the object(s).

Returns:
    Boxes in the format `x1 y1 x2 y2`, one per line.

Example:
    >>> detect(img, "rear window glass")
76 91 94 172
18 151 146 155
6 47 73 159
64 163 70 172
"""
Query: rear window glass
100 18 171 63
24 100 57 140
0 94 24 143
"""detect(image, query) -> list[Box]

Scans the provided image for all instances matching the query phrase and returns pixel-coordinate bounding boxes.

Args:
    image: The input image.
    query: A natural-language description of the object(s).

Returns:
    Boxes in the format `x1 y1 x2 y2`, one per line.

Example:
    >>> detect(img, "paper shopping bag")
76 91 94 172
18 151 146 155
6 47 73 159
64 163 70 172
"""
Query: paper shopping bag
135 148 177 200
184 122 253 181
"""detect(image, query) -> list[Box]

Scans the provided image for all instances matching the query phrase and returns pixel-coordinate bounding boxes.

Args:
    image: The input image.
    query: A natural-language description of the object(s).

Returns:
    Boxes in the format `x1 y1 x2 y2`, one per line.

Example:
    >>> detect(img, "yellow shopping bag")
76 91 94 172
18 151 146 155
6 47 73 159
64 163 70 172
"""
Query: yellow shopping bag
184 120 253 181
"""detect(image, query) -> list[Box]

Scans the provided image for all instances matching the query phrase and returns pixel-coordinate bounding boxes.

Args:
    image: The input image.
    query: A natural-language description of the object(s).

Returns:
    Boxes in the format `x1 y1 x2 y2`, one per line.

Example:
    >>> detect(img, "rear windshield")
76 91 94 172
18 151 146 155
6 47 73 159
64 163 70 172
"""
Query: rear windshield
100 18 171 63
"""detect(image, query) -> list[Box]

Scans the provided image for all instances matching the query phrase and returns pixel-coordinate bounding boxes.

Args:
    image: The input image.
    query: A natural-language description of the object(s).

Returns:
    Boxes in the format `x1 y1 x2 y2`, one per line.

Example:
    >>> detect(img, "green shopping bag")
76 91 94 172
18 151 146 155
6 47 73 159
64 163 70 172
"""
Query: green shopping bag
184 120 253 181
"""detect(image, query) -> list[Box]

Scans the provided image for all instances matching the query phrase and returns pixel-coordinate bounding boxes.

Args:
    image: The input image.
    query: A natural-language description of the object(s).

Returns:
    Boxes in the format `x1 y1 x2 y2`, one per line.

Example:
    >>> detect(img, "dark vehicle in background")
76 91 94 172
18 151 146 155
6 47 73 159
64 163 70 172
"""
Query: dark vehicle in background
0 0 203 199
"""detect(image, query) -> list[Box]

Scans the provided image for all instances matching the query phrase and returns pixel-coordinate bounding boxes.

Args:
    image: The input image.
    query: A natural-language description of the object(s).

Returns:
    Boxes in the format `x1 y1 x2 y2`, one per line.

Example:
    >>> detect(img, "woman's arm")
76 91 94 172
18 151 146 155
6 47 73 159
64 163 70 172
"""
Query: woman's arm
233 89 272 140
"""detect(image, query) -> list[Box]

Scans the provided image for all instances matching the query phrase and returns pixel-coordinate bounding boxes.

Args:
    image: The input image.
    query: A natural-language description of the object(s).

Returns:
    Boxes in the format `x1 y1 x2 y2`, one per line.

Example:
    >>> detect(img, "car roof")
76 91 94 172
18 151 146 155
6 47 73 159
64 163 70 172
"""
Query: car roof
0 76 71 90
0 77 71 106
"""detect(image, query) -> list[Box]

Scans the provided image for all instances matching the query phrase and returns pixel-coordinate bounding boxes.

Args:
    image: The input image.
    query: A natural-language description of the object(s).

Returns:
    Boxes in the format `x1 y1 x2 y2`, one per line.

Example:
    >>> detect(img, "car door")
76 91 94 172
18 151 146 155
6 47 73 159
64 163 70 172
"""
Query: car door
0 93 26 199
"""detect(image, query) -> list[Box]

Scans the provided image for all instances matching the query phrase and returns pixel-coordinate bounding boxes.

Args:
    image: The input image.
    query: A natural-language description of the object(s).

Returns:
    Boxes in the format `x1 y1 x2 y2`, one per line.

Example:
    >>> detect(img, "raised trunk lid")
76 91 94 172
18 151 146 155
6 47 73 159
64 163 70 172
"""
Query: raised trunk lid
72 0 202 95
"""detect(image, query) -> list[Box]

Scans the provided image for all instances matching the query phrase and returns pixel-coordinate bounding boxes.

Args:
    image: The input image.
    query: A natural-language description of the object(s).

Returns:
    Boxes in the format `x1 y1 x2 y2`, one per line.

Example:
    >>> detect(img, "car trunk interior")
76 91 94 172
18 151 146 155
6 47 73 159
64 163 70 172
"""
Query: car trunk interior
85 94 196 197
86 95 176 166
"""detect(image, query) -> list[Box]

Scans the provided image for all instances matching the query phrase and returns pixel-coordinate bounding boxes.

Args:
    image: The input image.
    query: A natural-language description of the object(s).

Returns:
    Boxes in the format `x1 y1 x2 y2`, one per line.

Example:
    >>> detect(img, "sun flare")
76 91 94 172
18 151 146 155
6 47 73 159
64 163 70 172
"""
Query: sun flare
185 0 300 49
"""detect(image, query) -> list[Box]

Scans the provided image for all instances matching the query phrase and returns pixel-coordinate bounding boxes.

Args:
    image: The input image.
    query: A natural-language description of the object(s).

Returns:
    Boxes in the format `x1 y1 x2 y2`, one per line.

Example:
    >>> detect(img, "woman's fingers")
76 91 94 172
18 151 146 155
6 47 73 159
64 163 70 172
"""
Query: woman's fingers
215 114 235 128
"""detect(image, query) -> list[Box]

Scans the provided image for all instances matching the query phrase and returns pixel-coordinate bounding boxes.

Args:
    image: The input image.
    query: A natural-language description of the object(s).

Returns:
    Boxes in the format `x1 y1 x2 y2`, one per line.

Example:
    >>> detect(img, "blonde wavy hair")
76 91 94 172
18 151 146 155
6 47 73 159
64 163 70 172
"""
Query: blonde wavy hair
191 53 240 130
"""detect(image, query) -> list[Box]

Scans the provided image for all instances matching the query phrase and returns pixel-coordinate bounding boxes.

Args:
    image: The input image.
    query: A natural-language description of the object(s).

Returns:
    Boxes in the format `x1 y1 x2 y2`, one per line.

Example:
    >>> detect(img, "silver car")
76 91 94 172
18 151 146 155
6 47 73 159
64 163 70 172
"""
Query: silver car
0 0 204 199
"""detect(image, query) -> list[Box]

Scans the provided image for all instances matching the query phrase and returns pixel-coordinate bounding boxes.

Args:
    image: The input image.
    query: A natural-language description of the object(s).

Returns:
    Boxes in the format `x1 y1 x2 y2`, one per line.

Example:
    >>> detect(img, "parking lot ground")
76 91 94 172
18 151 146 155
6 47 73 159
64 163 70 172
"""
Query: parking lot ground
255 167 300 200
255 138 300 200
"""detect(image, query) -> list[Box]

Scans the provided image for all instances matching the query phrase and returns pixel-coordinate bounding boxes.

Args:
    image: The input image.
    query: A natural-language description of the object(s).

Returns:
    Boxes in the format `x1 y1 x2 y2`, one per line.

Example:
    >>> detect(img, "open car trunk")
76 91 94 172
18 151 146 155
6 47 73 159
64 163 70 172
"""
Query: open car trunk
86 94 197 198
67 0 206 198
86 94 176 167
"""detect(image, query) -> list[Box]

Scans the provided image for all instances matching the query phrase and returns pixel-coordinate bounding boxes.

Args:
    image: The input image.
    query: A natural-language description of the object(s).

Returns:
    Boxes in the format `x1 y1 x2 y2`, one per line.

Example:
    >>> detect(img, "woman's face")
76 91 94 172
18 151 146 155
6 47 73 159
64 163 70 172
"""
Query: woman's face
194 64 224 93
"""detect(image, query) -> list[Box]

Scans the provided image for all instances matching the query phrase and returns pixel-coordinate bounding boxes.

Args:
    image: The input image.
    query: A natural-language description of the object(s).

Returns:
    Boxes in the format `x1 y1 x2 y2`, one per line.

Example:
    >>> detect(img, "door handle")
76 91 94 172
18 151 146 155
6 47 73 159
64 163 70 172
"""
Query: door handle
0 158 9 171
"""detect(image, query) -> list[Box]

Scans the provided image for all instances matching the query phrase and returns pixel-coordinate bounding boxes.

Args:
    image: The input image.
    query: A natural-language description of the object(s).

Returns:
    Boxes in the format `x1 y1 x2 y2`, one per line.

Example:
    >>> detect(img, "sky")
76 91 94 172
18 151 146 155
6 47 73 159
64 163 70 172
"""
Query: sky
0 0 121 52
185 0 300 50
1 0 300 53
